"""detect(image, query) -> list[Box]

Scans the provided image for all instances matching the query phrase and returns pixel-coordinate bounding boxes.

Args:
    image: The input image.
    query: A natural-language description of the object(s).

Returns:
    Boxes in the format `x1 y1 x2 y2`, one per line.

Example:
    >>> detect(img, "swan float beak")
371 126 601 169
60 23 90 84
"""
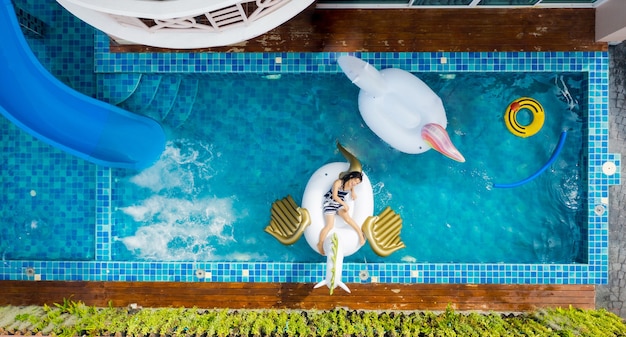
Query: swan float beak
421 123 465 163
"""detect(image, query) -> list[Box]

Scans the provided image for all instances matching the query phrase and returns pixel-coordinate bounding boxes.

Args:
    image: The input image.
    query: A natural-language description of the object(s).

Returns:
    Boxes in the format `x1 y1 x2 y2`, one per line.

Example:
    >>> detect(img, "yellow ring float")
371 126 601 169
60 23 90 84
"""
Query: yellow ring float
504 97 545 138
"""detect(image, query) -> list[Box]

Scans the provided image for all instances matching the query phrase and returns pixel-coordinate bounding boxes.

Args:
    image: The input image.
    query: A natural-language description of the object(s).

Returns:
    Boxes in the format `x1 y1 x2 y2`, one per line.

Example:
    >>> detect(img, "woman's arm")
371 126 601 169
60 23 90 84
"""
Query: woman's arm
331 180 349 209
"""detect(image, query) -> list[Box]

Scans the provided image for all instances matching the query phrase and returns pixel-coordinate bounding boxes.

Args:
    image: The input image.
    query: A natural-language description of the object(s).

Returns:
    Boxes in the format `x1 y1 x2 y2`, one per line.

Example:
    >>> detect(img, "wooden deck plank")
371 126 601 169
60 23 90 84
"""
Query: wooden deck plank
110 7 606 53
0 281 595 311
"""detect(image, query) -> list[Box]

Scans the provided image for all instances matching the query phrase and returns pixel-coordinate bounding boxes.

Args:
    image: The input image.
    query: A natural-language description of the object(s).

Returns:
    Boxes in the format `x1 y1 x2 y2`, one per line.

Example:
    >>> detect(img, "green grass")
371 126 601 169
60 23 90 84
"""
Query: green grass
0 300 624 337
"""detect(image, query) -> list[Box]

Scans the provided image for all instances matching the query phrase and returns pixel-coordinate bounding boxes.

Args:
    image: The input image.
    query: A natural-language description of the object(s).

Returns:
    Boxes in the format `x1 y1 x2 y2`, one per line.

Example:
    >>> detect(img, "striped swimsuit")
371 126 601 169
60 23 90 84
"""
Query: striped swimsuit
323 187 350 214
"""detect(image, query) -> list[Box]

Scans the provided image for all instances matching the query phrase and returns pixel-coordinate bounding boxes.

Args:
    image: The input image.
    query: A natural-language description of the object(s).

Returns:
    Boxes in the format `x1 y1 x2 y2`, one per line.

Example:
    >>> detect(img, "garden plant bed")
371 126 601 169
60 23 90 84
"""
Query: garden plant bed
0 299 625 337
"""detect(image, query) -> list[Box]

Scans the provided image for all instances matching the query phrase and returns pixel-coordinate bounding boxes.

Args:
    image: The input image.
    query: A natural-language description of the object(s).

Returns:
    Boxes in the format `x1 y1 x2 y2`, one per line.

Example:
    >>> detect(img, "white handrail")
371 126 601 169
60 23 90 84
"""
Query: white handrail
56 0 314 49
58 0 256 20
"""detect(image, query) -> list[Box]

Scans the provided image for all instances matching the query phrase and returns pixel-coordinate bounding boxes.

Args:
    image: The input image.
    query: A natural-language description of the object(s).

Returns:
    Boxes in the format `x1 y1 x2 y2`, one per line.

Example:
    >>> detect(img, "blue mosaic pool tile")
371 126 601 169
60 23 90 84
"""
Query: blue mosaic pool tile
15 0 97 98
0 260 611 285
95 166 112 261
68 44 617 285
0 118 97 261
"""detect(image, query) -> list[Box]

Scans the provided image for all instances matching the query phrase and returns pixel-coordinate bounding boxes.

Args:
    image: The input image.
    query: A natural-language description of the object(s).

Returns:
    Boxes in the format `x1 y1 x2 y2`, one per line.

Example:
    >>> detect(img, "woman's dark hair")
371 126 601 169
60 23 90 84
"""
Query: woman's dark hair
341 171 362 187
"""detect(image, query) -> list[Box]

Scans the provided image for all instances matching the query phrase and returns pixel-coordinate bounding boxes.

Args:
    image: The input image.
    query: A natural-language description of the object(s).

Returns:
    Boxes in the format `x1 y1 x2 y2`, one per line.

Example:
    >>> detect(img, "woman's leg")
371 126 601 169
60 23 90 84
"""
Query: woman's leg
338 209 366 246
318 213 335 255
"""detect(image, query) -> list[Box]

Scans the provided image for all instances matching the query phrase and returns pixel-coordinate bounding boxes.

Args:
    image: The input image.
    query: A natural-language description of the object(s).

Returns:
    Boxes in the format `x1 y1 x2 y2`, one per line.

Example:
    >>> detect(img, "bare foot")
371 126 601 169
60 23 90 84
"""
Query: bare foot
359 235 366 246
317 241 325 255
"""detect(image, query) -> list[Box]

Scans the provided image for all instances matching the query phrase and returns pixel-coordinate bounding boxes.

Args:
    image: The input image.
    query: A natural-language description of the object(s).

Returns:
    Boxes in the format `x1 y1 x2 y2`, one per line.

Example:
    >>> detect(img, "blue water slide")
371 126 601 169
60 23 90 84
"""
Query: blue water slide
0 0 165 170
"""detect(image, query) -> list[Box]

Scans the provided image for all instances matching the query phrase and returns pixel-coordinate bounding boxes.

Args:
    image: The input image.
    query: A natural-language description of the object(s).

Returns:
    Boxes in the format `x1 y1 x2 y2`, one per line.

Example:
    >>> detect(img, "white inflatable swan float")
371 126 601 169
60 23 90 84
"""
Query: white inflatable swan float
265 143 406 294
338 55 465 162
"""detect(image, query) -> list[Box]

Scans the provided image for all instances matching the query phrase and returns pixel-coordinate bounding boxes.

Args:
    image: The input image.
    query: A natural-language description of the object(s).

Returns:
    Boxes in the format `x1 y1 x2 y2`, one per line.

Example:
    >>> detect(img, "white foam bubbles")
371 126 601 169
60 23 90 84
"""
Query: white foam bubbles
130 139 216 194
401 255 417 263
118 138 241 261
120 195 237 261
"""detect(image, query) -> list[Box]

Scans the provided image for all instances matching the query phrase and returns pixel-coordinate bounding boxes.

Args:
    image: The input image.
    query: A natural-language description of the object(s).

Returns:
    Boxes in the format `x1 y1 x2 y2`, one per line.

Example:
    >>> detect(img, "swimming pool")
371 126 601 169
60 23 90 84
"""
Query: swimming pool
100 70 586 265
0 0 620 284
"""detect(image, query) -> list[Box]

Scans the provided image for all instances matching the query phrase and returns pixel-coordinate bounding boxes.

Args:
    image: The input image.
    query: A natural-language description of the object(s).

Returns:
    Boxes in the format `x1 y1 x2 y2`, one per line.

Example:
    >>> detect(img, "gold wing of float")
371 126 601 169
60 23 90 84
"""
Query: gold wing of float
362 206 406 257
264 195 311 245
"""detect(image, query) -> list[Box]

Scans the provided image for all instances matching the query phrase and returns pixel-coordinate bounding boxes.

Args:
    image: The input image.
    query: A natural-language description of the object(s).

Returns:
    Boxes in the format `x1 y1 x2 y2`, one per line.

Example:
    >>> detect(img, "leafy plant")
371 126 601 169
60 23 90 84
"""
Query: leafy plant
236 310 256 337
309 310 331 337
214 309 232 337
349 310 367 336
360 310 379 337
286 311 309 337
1 301 626 337
250 311 264 336
259 310 276 336
378 312 401 337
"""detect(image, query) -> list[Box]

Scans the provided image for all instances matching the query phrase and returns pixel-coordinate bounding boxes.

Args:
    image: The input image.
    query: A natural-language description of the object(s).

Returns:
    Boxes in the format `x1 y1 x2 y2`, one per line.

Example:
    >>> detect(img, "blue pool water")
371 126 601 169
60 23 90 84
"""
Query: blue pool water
0 0 619 284
106 72 586 265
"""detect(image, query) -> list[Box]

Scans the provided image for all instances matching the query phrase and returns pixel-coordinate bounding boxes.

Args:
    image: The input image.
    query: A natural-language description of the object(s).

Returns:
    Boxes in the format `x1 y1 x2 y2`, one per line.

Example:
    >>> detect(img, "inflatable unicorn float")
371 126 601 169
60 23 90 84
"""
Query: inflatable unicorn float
337 55 465 162
265 142 405 294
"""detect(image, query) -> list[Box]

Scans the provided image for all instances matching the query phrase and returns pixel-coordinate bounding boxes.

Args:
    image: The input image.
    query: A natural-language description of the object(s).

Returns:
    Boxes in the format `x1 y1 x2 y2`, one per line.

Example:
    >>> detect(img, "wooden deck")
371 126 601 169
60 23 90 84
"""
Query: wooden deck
111 6 607 53
1 281 595 311
6 7 601 312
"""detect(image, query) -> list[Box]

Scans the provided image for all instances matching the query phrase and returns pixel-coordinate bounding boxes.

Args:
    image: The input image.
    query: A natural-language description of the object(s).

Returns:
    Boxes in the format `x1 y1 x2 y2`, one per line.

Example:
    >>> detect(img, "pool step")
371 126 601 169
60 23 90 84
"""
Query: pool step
109 73 197 128
118 74 162 118
138 75 181 121
14 5 45 38
96 73 142 105
162 76 199 129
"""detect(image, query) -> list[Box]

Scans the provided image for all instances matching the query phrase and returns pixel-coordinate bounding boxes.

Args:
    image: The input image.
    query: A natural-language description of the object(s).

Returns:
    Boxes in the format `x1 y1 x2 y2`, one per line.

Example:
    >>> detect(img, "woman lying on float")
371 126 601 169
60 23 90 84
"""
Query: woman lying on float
264 142 406 294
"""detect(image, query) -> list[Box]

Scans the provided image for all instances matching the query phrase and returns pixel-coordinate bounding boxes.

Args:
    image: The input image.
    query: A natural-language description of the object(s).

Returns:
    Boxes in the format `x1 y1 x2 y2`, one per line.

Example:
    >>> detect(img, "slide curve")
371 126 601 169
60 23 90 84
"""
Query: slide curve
0 0 165 170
